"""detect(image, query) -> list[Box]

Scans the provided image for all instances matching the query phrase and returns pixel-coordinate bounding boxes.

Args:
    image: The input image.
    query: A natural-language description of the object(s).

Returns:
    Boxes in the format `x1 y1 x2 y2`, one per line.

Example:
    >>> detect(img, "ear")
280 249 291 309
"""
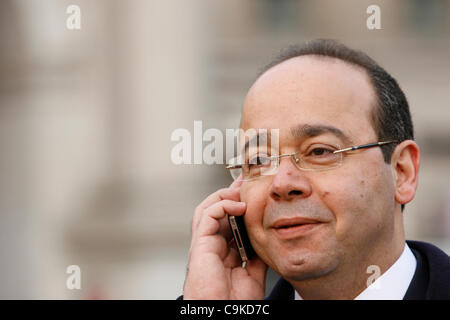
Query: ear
391 140 420 207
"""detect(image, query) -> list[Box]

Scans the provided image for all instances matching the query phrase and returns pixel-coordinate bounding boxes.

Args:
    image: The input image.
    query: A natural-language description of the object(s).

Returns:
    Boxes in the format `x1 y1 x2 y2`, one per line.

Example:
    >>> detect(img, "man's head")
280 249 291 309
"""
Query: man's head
259 39 415 164
239 40 420 289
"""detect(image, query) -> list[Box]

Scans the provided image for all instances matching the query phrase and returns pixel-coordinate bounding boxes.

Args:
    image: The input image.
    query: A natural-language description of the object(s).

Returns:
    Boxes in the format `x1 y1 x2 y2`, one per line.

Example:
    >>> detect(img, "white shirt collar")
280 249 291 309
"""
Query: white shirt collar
294 242 417 300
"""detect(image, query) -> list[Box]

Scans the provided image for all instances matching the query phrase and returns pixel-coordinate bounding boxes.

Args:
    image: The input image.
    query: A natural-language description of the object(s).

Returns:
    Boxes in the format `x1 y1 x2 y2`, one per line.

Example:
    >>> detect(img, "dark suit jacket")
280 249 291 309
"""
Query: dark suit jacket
266 240 450 300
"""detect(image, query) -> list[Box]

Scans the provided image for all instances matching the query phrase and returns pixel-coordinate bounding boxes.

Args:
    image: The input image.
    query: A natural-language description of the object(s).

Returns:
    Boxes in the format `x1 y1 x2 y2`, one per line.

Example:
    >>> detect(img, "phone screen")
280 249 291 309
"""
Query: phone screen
228 215 255 265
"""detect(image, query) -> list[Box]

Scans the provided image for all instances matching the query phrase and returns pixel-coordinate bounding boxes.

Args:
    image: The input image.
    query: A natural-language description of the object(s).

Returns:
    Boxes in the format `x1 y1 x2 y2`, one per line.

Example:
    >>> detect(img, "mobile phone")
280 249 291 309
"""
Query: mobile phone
228 215 255 265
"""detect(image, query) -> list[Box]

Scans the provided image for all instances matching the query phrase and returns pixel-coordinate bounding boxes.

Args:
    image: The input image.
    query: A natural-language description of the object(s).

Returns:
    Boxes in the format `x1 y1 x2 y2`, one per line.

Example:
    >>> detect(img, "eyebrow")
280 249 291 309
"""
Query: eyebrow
240 123 354 157
291 124 354 146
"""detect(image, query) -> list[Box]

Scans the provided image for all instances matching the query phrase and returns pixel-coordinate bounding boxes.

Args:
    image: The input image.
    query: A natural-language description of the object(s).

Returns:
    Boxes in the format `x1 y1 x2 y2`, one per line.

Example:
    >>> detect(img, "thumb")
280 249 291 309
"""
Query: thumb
246 256 268 289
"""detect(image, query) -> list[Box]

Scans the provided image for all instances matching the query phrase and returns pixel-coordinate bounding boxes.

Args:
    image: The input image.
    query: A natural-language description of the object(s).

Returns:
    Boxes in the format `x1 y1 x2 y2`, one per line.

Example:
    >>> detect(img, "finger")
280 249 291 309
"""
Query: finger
192 176 243 230
203 199 246 220
223 245 242 269
196 200 246 237
229 174 243 189
193 188 241 230
202 186 241 209
217 215 233 241
246 256 268 288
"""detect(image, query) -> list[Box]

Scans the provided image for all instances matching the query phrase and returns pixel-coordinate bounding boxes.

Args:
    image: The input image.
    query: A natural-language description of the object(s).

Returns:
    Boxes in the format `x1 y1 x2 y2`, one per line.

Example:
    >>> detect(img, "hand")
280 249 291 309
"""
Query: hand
183 177 268 299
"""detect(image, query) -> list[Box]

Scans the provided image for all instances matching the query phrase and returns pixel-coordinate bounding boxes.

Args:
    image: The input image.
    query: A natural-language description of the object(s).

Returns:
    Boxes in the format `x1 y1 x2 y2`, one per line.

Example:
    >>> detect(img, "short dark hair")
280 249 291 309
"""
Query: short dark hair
259 39 414 163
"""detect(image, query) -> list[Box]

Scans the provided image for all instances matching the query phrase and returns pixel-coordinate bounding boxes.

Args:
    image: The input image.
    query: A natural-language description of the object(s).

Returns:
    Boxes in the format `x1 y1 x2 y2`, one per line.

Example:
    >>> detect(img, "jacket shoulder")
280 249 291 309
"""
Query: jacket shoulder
406 240 450 299
266 277 294 300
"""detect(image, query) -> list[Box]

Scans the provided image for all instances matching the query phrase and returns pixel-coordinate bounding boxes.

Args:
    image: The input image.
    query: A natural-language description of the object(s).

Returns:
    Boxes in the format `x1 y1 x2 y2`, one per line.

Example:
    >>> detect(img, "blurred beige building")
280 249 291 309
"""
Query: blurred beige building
0 0 449 299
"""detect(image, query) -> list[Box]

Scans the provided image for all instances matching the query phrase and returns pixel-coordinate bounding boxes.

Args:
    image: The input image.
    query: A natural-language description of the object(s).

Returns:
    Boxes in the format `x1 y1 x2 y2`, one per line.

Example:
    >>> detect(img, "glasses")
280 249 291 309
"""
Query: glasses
226 140 399 181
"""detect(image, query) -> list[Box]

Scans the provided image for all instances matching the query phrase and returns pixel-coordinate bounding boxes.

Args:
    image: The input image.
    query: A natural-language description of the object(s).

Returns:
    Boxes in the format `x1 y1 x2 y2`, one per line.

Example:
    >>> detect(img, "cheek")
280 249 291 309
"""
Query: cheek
322 177 369 206
241 183 267 219
317 174 364 210
240 182 269 241
320 163 392 241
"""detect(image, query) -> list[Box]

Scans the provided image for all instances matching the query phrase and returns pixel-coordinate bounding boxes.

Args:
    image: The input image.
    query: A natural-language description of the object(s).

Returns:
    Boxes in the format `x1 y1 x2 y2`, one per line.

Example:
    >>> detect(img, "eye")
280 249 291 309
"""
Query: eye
309 147 334 156
248 155 271 167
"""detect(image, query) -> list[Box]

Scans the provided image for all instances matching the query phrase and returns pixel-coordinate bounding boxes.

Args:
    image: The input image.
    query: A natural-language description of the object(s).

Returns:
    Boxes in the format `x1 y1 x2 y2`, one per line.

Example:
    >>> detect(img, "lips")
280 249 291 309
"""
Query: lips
272 217 321 229
271 217 322 238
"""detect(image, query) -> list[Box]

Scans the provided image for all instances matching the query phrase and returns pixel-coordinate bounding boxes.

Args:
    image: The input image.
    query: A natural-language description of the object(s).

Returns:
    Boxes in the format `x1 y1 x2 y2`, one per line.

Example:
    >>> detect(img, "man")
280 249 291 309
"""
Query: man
181 39 450 299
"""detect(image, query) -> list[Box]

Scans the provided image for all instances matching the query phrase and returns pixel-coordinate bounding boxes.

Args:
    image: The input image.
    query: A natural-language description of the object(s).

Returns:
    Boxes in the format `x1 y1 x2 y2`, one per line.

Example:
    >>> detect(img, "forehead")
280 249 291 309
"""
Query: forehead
241 55 377 143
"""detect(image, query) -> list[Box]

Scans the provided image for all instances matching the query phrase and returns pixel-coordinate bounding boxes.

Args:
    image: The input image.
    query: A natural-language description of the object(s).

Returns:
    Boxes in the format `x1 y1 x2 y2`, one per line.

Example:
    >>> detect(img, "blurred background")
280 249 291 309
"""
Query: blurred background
0 0 449 299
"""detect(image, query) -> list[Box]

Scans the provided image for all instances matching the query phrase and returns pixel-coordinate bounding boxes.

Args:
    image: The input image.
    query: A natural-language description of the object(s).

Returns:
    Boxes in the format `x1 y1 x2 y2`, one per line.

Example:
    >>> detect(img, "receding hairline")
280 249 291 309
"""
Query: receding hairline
240 54 378 129
257 54 373 86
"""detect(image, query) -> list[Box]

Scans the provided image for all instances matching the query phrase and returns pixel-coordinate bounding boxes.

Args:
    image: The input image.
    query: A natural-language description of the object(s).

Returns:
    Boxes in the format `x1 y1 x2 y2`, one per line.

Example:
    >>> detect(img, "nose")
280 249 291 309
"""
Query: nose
269 155 312 201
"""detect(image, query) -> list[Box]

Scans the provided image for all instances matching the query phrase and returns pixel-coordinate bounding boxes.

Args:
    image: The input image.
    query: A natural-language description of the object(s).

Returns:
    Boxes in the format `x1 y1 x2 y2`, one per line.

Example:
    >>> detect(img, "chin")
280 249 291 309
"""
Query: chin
272 249 339 282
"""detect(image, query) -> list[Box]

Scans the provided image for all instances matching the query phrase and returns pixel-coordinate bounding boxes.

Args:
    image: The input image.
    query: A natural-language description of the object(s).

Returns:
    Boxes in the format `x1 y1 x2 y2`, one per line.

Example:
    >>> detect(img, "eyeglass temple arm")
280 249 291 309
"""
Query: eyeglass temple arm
226 164 242 170
333 140 399 154
226 152 295 169
227 141 399 167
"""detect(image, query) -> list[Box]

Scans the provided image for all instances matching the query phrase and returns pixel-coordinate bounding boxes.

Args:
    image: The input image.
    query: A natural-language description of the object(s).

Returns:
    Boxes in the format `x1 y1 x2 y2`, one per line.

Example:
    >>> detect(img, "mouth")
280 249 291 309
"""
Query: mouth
271 217 322 239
